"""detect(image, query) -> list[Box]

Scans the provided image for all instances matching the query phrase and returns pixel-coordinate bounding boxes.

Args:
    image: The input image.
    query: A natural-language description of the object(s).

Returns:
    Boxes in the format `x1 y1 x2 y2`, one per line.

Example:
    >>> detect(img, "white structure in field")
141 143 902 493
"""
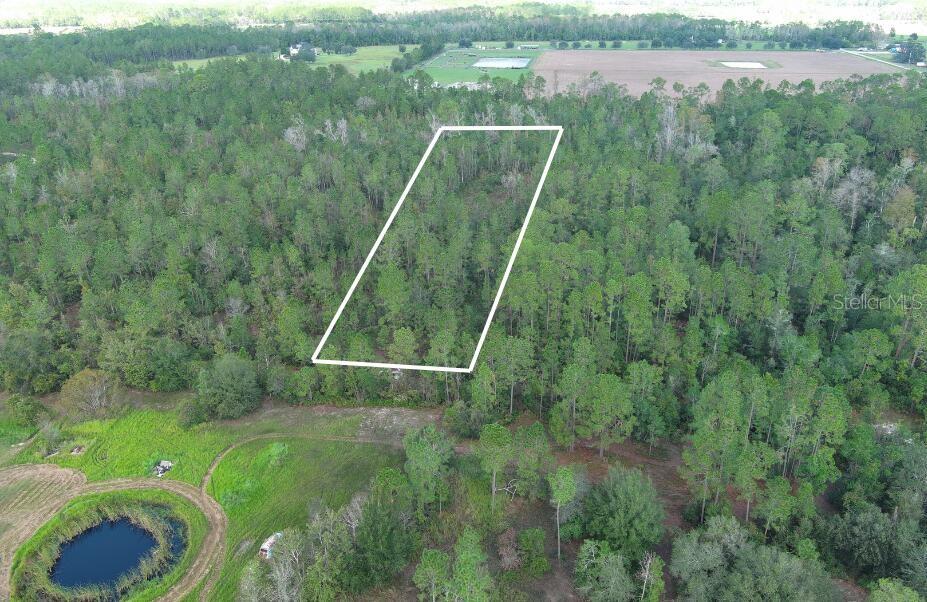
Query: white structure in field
311 125 564 374
473 57 532 68
719 61 767 69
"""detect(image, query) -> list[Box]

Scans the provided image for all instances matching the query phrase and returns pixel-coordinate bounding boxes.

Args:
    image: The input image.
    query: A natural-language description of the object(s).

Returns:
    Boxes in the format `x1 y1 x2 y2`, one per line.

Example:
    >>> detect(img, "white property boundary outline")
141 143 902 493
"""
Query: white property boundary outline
311 125 564 374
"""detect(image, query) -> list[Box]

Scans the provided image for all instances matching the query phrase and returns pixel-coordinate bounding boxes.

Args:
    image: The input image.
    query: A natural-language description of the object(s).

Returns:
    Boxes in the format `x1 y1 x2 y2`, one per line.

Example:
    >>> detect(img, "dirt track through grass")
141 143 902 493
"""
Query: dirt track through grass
0 405 438 601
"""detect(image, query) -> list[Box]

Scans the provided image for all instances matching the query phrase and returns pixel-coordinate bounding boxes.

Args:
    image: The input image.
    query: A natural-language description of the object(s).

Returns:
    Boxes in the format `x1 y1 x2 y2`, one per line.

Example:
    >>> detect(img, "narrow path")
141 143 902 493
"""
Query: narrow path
840 48 911 70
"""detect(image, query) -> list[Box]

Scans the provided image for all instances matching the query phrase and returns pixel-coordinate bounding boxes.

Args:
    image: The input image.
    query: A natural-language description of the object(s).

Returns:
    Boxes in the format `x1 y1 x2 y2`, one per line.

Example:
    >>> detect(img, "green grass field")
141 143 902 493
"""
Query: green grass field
313 44 417 73
419 46 542 84
173 45 416 74
8 407 365 486
172 53 256 69
206 437 402 600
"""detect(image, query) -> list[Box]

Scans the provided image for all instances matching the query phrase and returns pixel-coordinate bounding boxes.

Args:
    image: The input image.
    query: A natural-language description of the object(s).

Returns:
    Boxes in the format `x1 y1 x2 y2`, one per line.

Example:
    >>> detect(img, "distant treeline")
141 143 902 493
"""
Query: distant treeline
0 10 883 92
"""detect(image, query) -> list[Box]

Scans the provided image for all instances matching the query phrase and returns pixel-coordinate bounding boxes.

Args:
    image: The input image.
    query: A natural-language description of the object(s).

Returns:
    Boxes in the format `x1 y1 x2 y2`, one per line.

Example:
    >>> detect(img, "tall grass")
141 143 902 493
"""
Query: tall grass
10 407 365 484
207 437 402 599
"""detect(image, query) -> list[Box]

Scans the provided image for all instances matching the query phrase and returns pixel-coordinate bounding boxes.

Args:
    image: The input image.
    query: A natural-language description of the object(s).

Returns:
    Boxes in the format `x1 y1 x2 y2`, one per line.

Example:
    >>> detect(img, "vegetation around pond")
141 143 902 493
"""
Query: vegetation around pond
10 489 207 601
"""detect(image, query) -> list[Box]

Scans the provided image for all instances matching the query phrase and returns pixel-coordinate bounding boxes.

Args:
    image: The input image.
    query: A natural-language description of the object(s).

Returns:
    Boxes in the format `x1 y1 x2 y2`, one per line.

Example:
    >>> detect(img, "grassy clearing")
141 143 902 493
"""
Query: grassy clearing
0 412 34 446
8 406 365 486
420 46 541 84
171 45 415 73
172 53 259 69
313 44 417 73
10 489 207 602
206 437 402 600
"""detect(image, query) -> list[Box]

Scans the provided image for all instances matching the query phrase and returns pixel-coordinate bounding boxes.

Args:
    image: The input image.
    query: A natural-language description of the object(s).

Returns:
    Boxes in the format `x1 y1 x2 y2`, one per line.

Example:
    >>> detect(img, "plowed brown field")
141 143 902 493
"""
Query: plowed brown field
533 50 904 95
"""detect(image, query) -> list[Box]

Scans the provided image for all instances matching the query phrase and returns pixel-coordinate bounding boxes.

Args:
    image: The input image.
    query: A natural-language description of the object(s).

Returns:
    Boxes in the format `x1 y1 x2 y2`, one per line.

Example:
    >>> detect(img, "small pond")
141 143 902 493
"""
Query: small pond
50 519 158 589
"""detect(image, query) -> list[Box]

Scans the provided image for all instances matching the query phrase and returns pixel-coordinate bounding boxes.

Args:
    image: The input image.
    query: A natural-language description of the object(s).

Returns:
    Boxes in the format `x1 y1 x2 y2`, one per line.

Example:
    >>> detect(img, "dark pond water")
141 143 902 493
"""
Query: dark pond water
50 519 158 589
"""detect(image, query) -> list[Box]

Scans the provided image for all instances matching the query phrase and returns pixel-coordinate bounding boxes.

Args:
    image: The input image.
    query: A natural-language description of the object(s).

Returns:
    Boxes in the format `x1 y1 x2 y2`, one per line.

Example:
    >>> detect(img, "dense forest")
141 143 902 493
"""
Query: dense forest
317 128 557 368
1 14 927 600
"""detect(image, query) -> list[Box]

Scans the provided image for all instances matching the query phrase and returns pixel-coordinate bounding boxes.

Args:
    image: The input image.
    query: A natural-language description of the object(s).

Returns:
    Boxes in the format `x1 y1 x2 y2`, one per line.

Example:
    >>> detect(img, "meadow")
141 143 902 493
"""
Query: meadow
206 437 402 599
313 44 417 73
418 46 542 84
172 53 257 69
8 406 365 486
171 45 415 74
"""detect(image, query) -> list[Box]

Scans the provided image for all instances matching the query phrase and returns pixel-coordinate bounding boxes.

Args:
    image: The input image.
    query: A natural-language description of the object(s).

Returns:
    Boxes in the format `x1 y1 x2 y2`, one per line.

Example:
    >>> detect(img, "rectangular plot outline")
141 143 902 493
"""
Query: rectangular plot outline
311 125 564 373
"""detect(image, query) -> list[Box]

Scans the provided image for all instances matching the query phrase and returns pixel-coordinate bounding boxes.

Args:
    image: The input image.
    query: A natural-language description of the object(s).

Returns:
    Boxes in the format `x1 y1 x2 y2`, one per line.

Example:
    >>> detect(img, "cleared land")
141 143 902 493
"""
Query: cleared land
533 50 905 95
206 437 402 599
312 45 416 73
0 403 437 600
420 47 541 84
173 46 415 73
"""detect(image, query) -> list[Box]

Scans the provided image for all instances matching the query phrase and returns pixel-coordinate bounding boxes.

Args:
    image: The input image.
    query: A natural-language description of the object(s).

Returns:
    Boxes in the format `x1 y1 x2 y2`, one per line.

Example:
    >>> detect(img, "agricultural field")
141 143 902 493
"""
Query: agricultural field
417 41 871 87
206 437 402 599
531 49 906 95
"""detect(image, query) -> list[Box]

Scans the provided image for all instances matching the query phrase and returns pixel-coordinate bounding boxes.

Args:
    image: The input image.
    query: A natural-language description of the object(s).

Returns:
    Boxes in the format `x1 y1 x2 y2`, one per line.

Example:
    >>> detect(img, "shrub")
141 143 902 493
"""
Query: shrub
193 354 260 421
518 528 549 577
575 540 634 601
5 393 42 426
59 368 120 419
579 467 664 562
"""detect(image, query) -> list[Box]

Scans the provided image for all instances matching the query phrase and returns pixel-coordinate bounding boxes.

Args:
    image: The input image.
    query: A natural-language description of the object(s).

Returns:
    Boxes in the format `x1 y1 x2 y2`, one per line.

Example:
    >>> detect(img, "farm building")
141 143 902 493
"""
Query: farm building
260 532 284 559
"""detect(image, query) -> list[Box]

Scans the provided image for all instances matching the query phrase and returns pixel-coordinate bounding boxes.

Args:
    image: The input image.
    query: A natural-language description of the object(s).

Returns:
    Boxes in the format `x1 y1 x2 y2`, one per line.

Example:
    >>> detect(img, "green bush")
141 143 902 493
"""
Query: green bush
579 466 664 563
518 528 549 577
193 353 260 422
